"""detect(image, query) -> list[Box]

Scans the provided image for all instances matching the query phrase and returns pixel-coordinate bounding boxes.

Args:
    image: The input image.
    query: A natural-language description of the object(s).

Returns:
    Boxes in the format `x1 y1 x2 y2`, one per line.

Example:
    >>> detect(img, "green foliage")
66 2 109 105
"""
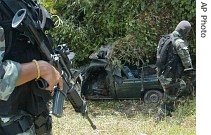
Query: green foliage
45 0 196 67
111 34 146 67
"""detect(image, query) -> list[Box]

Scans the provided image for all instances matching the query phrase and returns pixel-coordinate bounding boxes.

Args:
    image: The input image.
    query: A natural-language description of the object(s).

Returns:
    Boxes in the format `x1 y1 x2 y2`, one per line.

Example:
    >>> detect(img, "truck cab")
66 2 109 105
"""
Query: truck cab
81 45 164 103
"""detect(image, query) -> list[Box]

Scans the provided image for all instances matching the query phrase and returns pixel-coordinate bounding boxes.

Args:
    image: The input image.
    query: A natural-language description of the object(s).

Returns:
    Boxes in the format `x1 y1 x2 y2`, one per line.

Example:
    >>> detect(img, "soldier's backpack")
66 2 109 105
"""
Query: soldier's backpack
156 33 177 69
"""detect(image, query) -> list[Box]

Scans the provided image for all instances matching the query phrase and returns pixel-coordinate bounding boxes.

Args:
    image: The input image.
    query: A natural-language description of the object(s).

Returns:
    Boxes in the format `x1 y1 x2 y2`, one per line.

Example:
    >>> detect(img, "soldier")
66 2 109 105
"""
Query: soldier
155 20 193 121
0 2 63 135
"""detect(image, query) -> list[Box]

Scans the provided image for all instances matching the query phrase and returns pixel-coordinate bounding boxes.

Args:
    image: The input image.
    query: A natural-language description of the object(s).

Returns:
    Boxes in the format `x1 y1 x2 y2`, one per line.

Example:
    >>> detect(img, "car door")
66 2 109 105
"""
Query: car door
114 66 143 99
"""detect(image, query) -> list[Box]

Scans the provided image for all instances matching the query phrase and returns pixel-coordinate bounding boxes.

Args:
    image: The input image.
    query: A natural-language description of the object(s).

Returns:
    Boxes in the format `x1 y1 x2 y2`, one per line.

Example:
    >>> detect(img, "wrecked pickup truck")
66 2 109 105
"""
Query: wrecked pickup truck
81 45 164 103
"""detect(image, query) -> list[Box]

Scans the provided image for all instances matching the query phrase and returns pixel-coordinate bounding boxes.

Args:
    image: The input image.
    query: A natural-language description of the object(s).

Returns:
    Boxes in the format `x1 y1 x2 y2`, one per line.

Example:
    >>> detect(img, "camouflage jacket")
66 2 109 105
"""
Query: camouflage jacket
0 27 21 101
173 31 193 69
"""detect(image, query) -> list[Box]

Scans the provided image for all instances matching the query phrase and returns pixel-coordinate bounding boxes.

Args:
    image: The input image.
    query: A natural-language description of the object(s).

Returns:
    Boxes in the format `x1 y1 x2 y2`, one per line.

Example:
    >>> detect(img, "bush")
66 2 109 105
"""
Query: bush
44 0 196 67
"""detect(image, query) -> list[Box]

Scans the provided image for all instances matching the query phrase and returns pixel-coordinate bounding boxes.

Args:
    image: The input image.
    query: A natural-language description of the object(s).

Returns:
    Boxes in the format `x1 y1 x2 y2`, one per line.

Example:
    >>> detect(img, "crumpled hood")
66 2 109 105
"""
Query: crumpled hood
175 20 191 37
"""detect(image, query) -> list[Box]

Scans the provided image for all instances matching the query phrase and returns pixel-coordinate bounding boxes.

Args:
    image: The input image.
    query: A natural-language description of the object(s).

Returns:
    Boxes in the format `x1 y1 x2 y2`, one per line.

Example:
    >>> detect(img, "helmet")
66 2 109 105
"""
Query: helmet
175 20 191 37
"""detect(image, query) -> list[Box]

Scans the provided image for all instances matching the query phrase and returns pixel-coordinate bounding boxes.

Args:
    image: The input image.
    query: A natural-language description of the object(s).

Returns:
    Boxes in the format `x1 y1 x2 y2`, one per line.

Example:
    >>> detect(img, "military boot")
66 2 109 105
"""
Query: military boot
154 101 174 122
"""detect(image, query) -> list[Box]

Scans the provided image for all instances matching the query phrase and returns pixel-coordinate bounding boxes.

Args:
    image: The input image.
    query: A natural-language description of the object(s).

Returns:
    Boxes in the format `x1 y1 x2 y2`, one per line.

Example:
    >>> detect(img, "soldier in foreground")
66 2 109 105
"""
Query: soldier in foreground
0 1 63 134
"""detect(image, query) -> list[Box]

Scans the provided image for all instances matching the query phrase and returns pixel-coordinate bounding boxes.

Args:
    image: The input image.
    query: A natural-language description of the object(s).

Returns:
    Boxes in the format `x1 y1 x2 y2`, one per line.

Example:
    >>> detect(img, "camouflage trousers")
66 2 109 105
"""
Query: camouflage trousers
157 75 187 116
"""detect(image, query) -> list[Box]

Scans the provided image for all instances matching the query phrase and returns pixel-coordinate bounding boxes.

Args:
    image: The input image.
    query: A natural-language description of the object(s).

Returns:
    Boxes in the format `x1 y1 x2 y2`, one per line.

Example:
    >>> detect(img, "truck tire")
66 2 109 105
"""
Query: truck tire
144 90 163 103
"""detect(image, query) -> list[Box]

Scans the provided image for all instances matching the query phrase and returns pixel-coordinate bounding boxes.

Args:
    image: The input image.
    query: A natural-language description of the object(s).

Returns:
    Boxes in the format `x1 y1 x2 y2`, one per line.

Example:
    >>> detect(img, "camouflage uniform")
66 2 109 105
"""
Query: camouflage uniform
156 21 193 119
0 27 21 101
0 1 54 134
0 27 36 134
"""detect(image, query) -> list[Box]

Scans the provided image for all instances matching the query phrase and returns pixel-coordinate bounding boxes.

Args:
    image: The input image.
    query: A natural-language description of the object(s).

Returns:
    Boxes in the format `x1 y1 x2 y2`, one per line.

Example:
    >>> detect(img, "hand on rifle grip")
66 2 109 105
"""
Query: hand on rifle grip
36 78 49 89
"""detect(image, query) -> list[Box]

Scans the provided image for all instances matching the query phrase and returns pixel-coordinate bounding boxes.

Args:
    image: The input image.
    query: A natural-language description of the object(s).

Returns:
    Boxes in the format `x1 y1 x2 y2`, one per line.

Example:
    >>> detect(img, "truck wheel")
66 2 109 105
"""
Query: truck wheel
144 90 163 103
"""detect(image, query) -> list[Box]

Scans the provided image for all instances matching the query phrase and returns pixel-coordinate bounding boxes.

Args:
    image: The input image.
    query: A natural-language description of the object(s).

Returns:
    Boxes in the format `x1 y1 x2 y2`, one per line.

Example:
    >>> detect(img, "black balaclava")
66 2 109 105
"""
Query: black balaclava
175 20 191 37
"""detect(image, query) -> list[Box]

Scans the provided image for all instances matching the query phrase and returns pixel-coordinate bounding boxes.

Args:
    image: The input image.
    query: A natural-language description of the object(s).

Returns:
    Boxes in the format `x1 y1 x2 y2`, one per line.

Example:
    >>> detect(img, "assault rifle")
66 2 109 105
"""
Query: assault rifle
2 0 96 129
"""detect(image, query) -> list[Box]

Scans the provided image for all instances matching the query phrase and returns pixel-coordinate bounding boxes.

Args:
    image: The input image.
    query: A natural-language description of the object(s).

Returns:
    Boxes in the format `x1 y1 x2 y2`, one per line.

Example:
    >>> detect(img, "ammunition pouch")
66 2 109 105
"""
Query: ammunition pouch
34 112 52 135
0 111 35 135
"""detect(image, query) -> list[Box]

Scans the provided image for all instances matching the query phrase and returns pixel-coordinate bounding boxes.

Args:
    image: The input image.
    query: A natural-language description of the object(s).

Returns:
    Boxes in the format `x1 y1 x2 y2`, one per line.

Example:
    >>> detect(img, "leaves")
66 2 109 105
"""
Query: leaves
111 34 145 67
44 0 196 67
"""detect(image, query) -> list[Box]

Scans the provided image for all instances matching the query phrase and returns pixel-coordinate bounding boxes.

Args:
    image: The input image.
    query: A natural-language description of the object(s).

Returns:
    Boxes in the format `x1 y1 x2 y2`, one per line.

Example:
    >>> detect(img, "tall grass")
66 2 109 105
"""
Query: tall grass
52 97 196 135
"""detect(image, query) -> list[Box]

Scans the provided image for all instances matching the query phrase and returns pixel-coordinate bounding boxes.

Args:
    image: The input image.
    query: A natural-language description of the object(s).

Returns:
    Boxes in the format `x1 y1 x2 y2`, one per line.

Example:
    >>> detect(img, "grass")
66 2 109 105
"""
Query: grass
52 97 196 135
